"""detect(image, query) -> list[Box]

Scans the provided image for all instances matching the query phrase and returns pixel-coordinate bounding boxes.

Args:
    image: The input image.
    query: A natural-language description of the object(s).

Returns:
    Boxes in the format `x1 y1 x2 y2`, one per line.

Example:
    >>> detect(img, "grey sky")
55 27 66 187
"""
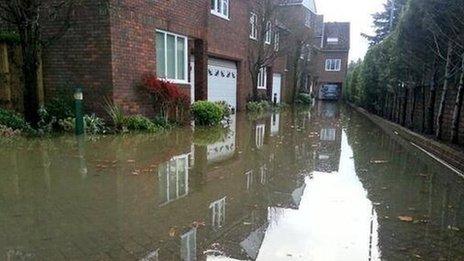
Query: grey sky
316 0 386 61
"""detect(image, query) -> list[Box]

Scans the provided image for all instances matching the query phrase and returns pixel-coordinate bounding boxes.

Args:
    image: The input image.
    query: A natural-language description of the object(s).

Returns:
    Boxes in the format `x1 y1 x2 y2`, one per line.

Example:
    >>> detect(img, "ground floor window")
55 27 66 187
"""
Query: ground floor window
257 67 267 89
156 30 188 82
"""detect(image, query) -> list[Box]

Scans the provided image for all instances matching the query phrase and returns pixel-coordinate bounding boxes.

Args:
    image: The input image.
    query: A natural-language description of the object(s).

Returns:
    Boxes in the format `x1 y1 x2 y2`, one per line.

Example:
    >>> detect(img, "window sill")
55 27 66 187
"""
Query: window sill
250 36 257 40
211 11 230 21
325 70 341 72
158 77 190 85
257 87 267 90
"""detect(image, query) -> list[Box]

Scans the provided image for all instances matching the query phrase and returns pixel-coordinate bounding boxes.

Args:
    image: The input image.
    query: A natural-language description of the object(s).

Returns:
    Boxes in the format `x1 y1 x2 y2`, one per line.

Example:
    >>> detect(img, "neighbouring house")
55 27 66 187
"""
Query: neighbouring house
311 22 350 100
0 0 349 116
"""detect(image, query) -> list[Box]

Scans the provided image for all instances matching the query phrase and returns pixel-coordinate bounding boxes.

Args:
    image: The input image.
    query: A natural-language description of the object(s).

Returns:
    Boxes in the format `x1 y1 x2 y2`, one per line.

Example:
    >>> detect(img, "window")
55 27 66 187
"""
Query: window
181 228 197 261
257 67 267 89
156 30 188 82
325 59 341 71
274 31 280 51
256 124 265 148
305 14 311 28
265 21 272 44
250 12 257 39
158 154 189 206
327 37 339 44
210 197 226 230
211 0 229 19
320 128 336 141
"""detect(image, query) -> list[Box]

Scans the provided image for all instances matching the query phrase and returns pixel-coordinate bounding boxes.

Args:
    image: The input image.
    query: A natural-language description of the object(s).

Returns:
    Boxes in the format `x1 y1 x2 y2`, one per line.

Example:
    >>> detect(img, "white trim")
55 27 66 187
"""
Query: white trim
274 31 280 51
325 59 341 72
265 21 272 44
257 67 267 89
155 29 188 83
250 12 257 40
211 0 230 20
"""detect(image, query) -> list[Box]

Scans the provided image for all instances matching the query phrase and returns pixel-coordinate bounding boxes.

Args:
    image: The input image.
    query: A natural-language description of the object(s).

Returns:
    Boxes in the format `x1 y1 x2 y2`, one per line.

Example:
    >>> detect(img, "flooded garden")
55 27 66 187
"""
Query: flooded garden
0 102 463 260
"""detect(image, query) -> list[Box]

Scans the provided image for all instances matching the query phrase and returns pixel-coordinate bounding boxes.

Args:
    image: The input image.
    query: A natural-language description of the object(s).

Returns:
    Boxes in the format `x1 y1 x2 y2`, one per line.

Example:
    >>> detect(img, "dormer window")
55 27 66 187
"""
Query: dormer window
327 37 339 44
211 0 229 20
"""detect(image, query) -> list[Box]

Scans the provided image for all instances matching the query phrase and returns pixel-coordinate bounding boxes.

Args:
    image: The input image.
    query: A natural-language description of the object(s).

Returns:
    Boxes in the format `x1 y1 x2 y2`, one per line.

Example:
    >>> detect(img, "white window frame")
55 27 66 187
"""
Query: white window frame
327 37 339 44
265 21 272 44
256 124 265 148
156 30 189 84
209 197 226 230
245 170 253 190
250 12 257 40
257 67 267 89
158 154 189 206
274 31 280 51
181 228 197 261
211 0 230 20
325 59 341 72
305 14 311 28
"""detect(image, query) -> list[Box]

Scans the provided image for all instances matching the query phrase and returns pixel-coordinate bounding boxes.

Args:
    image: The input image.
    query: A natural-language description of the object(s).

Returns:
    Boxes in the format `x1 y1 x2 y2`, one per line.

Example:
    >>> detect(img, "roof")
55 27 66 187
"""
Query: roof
280 0 317 14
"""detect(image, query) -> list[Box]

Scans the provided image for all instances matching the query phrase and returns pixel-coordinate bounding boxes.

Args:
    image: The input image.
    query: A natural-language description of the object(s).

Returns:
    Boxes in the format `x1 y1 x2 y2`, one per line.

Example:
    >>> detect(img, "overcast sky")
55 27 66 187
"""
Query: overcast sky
316 0 386 62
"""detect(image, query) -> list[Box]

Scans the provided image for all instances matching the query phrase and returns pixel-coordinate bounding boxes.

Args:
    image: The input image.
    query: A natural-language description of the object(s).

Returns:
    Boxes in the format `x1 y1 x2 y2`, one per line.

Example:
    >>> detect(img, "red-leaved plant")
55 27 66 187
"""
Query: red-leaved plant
141 74 190 123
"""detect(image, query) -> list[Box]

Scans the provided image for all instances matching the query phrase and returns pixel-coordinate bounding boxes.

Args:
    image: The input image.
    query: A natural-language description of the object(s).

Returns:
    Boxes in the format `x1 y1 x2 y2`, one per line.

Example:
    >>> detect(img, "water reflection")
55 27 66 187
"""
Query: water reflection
0 102 463 260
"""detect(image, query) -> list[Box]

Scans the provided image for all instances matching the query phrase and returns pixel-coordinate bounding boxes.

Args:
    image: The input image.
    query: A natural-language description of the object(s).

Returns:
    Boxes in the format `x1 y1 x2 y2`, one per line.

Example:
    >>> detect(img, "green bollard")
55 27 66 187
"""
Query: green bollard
74 86 84 136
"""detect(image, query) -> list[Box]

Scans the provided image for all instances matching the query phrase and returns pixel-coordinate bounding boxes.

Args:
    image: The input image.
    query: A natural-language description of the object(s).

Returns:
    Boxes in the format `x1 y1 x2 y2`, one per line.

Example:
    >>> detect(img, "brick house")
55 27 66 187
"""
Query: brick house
2 0 347 116
311 22 351 100
40 0 327 116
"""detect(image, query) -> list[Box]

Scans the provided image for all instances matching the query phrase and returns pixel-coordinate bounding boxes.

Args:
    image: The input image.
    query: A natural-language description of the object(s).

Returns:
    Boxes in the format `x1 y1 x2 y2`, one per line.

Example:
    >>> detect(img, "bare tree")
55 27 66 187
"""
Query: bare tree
0 0 78 126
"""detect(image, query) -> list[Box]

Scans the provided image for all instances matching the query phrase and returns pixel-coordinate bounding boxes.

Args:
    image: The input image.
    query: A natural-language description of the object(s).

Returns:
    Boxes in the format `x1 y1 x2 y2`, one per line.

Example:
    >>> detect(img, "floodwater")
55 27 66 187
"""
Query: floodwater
0 102 463 261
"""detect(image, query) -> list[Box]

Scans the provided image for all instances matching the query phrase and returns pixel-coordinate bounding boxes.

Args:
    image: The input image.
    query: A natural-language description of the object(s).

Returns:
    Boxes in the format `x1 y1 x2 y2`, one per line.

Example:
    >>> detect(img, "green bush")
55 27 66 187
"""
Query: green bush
125 115 159 132
104 98 126 130
58 114 107 135
0 108 30 132
45 95 75 121
215 101 232 118
246 100 271 113
191 101 225 126
295 93 312 105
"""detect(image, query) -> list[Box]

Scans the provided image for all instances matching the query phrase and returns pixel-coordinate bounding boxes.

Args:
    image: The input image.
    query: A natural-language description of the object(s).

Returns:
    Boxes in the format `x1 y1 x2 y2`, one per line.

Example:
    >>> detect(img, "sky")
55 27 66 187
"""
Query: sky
316 0 386 62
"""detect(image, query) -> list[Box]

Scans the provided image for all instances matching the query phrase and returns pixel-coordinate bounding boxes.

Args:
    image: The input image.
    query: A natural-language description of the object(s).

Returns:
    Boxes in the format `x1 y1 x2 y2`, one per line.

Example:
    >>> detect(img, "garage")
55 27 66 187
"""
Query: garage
208 58 237 110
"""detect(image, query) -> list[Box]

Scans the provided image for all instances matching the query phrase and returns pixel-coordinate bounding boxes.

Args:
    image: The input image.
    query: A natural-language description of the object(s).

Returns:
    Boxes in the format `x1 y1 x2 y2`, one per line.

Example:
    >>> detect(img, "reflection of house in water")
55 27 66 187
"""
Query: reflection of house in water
270 114 280 136
158 153 190 206
313 102 342 173
207 115 237 164
210 197 227 230
255 124 266 149
181 228 197 261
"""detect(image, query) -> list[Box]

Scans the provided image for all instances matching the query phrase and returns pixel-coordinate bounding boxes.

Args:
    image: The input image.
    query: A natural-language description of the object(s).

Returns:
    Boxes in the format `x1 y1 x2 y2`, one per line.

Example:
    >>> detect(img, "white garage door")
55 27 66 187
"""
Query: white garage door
208 58 237 110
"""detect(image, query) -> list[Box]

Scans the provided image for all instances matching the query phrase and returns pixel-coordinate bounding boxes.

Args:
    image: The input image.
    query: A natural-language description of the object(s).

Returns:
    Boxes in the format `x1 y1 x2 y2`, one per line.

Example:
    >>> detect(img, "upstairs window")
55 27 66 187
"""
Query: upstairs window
265 21 272 44
250 12 257 39
327 37 339 44
274 31 280 51
211 0 229 19
325 59 341 71
257 67 267 89
305 14 311 28
156 30 188 82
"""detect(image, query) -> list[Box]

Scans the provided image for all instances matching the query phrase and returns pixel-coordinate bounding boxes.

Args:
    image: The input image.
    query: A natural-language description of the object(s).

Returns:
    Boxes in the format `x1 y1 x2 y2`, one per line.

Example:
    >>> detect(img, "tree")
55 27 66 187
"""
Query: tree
362 0 407 46
0 0 77 126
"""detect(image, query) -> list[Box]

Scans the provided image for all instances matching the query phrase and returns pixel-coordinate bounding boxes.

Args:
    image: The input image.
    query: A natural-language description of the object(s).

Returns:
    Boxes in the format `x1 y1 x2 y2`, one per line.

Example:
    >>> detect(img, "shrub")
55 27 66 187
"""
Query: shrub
246 100 271 113
58 114 107 135
125 115 159 132
141 74 190 123
104 98 126 131
191 101 225 126
45 95 75 121
215 101 232 118
0 108 30 131
296 93 312 105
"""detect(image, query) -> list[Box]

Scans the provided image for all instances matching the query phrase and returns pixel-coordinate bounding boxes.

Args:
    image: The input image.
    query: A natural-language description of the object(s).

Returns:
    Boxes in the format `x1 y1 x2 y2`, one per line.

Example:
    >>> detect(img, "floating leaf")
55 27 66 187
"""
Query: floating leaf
169 227 178 237
398 216 414 222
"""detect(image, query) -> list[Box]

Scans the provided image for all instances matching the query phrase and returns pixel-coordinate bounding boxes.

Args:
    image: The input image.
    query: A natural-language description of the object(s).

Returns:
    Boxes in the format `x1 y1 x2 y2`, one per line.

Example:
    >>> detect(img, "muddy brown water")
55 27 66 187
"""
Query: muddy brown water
0 102 463 260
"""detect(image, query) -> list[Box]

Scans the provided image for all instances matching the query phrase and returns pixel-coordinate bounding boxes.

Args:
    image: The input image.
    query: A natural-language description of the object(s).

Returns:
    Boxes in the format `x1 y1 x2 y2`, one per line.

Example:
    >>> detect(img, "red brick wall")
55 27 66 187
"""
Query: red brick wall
42 0 113 116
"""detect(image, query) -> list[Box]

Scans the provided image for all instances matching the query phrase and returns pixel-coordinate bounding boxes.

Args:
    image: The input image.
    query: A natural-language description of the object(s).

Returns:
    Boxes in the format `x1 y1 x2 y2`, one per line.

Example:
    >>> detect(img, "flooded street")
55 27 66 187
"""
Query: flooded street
1 102 463 260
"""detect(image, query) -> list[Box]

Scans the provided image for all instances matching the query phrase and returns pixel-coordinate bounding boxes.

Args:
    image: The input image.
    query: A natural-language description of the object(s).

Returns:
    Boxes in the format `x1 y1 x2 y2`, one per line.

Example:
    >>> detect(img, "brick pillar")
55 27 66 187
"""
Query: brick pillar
194 39 208 101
